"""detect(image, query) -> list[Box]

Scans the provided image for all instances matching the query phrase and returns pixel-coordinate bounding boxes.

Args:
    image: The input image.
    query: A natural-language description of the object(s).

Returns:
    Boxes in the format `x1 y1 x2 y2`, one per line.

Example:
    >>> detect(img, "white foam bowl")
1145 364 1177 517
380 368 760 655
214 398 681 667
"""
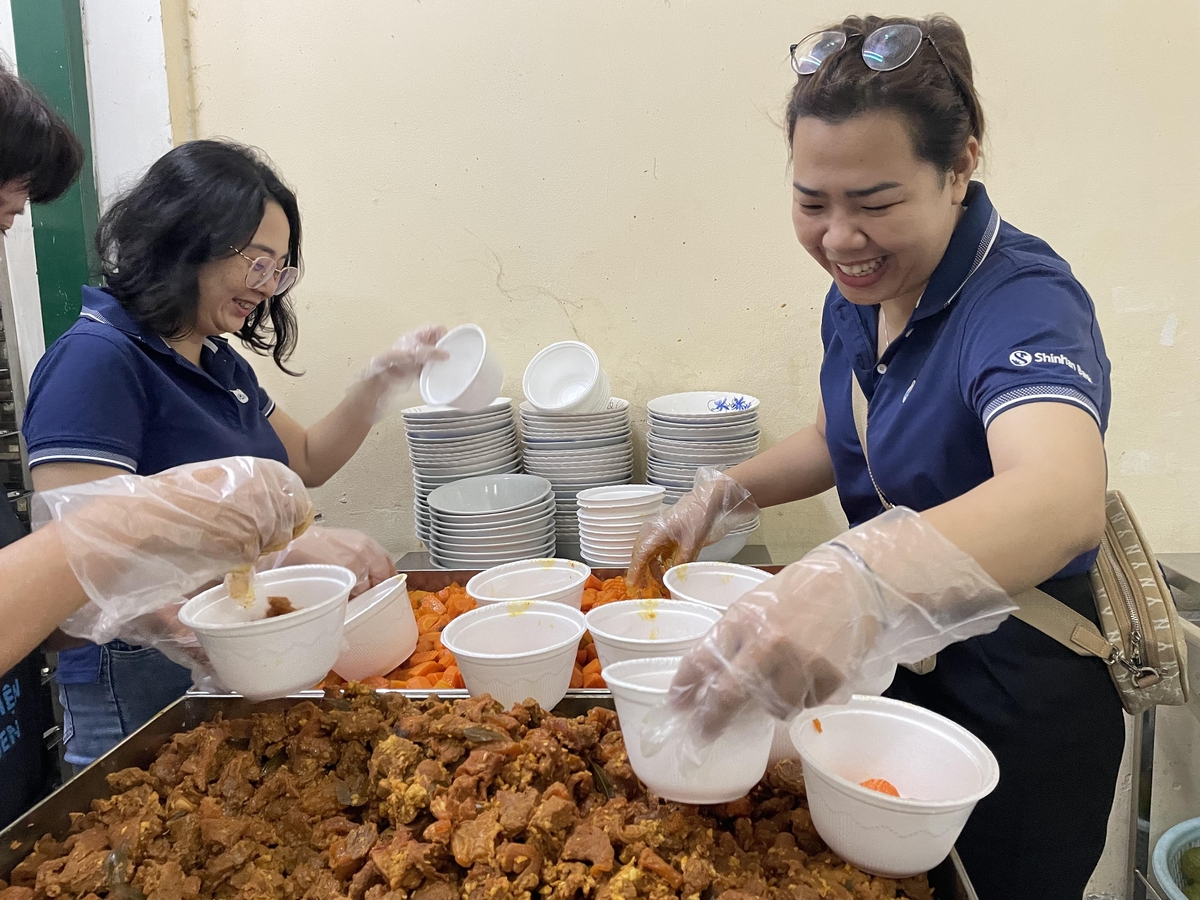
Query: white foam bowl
440 600 587 708
603 656 774 803
333 575 417 682
523 342 611 414
428 474 553 515
663 561 772 610
585 600 721 668
418 324 504 411
792 695 1000 878
179 565 356 701
466 558 591 610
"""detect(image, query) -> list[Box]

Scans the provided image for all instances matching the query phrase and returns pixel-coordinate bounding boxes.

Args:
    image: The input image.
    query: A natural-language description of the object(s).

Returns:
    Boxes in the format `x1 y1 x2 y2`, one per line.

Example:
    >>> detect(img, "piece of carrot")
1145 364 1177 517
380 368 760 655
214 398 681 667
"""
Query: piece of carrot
406 675 433 689
389 679 407 689
583 659 602 677
409 661 442 678
584 673 607 689
417 614 440 634
448 669 465 689
585 643 599 662
570 667 585 689
362 675 390 689
407 650 439 665
437 650 456 667
576 649 588 666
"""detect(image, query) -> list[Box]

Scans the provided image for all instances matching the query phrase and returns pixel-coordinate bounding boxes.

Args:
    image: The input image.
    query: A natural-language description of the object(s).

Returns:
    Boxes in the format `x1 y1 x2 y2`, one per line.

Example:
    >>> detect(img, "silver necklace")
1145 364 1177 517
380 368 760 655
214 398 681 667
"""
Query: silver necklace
880 309 891 351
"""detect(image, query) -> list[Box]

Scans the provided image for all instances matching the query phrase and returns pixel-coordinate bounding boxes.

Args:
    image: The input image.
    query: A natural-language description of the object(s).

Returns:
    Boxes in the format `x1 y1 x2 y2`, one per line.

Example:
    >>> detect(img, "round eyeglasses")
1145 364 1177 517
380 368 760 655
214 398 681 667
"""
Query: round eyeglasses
230 246 299 295
790 23 951 79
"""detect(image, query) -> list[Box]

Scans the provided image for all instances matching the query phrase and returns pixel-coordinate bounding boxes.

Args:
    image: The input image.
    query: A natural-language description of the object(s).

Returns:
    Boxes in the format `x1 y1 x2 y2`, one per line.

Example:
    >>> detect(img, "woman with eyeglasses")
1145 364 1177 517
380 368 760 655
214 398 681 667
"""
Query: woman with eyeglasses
629 15 1121 897
21 139 444 767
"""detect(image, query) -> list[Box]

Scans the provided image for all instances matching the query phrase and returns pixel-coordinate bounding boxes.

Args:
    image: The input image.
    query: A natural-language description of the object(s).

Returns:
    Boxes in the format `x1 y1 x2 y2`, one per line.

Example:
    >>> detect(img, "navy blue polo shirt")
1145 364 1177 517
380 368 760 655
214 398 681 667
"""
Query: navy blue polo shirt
22 286 289 679
820 182 1110 578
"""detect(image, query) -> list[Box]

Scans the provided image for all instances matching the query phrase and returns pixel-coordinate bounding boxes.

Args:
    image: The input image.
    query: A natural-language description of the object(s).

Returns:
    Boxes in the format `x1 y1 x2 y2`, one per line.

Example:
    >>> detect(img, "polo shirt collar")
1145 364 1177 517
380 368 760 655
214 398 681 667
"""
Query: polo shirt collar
80 286 226 354
909 180 1001 325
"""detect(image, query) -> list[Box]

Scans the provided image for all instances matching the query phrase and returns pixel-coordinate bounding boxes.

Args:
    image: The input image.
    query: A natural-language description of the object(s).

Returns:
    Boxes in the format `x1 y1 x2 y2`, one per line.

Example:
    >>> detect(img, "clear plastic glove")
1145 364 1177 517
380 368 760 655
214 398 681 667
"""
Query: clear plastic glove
32 457 314 646
643 507 1016 758
353 325 448 423
627 467 760 589
258 525 396 597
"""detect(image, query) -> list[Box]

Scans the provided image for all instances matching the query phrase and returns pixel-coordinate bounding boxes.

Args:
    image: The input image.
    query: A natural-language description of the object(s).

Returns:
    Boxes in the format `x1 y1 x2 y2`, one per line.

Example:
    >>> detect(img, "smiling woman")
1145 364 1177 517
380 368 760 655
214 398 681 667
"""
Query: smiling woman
19 138 445 769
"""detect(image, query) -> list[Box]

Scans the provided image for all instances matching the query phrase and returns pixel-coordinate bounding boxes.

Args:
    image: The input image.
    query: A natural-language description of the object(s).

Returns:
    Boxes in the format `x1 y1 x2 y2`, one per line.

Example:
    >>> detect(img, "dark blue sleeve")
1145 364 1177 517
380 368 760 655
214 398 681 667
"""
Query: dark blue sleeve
958 267 1109 432
21 333 147 472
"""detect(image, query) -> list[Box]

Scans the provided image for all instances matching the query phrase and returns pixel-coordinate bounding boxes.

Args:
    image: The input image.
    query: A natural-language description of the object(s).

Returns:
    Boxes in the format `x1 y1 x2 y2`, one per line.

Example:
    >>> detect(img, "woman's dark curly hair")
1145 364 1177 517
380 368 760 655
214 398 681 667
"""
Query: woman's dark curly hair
0 62 84 202
96 139 302 372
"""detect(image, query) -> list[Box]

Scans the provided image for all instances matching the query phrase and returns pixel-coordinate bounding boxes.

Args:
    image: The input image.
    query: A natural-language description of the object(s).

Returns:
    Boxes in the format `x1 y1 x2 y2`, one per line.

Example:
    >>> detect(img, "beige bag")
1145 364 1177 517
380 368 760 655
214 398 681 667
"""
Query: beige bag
850 374 1189 713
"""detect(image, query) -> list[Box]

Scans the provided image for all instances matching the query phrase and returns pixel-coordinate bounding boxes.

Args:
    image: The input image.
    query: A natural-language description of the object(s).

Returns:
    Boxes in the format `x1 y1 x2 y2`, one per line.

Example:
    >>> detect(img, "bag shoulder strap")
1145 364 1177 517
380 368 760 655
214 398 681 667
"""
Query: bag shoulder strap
848 372 1119 663
849 373 894 511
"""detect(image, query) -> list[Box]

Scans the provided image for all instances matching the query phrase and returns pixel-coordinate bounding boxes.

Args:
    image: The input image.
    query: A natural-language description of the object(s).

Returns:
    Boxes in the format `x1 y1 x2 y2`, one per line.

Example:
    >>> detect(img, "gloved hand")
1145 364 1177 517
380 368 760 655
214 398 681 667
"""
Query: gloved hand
643 507 1016 758
258 525 396 598
627 467 760 589
352 325 448 423
32 457 314 645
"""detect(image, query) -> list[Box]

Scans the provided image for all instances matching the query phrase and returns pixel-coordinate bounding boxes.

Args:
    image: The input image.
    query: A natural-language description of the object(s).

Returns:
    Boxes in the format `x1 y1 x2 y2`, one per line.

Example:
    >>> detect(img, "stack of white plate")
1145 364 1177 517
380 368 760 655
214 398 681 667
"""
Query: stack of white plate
646 391 762 505
576 485 665 568
520 399 634 542
425 474 555 569
403 399 520 544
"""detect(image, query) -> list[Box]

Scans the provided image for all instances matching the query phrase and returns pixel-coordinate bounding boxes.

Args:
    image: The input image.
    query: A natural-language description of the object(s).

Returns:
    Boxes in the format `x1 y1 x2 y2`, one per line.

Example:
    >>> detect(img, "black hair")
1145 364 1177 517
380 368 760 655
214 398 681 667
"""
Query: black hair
787 14 984 173
0 61 84 202
96 139 302 372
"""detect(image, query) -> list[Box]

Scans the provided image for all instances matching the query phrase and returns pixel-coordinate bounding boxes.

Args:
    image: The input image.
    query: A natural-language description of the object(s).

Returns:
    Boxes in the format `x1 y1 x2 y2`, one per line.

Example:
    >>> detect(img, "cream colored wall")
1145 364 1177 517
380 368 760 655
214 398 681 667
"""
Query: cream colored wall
168 0 1200 562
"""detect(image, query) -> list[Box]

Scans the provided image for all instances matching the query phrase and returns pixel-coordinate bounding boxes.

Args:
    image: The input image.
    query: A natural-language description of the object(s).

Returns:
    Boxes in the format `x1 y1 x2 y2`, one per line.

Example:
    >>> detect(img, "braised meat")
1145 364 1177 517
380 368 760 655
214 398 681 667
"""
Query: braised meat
5 690 930 900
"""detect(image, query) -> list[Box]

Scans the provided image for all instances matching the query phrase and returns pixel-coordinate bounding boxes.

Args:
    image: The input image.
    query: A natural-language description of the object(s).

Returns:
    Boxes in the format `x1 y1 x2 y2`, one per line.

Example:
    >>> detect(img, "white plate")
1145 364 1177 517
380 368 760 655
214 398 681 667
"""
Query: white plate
522 432 632 450
406 426 517 447
431 544 557 567
409 444 521 467
649 411 759 428
647 391 760 418
648 450 755 465
648 435 760 453
413 463 522 488
413 453 523 476
519 397 629 417
403 398 514 420
525 461 633 475
648 421 761 441
522 449 633 464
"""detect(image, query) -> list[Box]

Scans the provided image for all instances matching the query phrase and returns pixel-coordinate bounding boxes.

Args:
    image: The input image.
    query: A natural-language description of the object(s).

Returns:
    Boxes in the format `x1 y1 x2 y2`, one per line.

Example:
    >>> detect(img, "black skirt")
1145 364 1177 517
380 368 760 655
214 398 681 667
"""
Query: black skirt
886 573 1126 900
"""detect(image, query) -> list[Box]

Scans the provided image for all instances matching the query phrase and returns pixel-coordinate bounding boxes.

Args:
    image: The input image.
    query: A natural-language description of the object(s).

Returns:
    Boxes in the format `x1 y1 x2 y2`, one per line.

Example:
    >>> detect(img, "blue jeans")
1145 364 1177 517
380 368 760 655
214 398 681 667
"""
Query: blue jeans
58 642 192 768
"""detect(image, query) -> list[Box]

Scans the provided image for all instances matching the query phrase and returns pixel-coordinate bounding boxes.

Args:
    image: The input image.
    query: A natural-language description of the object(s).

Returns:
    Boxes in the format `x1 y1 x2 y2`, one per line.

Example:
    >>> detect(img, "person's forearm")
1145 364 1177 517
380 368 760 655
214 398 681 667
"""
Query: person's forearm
1 524 89 673
725 424 836 508
290 381 387 487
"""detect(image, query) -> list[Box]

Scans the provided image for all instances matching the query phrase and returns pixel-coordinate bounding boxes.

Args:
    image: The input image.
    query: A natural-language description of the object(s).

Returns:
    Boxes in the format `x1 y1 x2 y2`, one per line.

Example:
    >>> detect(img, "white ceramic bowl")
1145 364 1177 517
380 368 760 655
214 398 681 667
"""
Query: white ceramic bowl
419 324 505 411
179 565 356 701
466 558 591 610
603 656 774 803
647 391 761 418
440 600 587 708
523 341 608 413
663 561 772 610
404 398 513 420
696 529 751 562
792 695 1000 878
431 498 556 528
428 474 553 515
585 600 721 668
333 575 417 682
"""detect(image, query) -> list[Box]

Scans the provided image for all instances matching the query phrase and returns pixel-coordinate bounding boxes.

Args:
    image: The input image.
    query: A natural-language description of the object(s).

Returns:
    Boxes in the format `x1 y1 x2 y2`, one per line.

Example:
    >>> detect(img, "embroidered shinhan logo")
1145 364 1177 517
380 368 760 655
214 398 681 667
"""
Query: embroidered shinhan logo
231 389 249 404
1009 350 1094 384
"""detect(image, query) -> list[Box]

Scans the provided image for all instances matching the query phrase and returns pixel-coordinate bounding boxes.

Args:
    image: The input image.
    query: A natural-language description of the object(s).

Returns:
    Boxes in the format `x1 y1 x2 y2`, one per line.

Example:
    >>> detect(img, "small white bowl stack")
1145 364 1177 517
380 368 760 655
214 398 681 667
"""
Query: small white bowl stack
403 399 521 545
520 342 633 542
645 391 762 559
575 485 665 568
424 473 556 569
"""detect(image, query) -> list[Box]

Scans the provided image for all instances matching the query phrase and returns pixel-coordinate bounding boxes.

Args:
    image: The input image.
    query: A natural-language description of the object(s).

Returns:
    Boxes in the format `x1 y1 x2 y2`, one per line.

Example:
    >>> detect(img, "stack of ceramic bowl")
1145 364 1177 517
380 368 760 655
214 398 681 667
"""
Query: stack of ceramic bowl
425 474 555 569
575 485 665 568
402 399 521 544
521 341 632 542
521 399 634 542
645 391 761 559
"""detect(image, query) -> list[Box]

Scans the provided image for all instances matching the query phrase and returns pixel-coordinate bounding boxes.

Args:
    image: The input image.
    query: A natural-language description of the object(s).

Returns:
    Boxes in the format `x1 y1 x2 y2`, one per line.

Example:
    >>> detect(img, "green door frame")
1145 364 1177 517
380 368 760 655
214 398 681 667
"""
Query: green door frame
11 0 99 345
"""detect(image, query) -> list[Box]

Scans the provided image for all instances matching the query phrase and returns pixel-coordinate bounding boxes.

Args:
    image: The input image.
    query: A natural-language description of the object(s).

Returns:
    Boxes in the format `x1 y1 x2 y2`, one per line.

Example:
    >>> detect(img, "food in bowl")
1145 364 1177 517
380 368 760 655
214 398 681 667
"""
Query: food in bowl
265 595 297 618
860 777 901 797
3 691 936 900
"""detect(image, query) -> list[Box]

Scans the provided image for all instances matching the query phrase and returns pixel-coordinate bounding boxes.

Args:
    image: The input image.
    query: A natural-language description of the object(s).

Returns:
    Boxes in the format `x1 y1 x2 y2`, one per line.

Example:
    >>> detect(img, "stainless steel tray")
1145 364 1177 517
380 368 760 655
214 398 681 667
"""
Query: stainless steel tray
0 691 977 898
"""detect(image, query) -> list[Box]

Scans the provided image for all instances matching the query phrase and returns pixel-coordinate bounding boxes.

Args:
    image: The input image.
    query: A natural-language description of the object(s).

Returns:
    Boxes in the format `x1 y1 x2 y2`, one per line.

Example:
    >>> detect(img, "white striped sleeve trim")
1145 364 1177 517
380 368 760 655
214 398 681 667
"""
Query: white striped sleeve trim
981 385 1101 429
262 399 277 417
28 447 137 472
